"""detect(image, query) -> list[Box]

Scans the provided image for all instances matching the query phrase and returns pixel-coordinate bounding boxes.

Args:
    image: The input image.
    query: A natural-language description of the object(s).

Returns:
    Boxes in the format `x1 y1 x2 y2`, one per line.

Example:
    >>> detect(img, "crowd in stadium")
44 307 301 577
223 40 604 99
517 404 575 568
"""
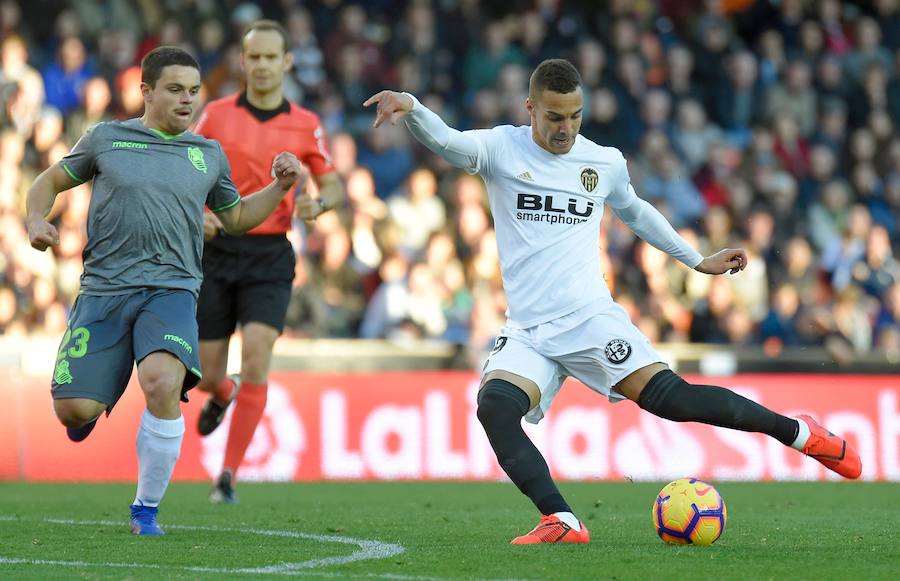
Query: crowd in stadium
1 0 899 361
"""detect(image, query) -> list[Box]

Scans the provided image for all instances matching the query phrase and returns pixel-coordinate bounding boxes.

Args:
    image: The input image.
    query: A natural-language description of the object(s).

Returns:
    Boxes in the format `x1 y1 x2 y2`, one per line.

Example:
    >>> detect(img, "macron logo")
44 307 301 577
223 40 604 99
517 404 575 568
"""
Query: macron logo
517 171 534 182
164 334 192 354
112 141 148 149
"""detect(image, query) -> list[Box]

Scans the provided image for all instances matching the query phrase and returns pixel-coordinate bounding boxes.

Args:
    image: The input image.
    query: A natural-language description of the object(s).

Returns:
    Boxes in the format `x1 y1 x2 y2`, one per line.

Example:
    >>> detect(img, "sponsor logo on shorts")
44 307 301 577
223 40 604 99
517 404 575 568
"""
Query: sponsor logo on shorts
604 339 632 364
164 334 193 354
490 336 508 354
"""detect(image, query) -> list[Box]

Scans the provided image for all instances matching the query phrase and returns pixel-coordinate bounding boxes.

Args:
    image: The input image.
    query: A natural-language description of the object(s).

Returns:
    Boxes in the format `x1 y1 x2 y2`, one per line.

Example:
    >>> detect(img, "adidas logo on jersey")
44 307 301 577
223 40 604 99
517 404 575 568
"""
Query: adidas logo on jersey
516 171 534 182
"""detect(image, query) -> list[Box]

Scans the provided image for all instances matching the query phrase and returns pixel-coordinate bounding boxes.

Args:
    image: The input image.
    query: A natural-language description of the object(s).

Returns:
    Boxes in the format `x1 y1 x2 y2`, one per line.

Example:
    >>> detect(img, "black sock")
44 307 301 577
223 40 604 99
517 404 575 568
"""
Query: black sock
637 370 799 446
477 379 572 515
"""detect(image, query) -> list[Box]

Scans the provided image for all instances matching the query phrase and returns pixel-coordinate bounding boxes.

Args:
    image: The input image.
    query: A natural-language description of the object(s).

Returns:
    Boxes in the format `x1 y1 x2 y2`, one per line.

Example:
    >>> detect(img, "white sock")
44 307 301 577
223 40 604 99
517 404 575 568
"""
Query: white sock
134 410 184 507
552 511 581 531
790 416 811 451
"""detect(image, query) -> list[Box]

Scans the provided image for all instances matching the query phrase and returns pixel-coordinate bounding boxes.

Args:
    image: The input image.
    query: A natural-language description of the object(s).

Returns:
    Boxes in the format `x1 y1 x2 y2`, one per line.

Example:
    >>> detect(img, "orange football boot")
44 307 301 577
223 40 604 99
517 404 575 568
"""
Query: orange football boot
797 414 862 479
510 515 590 545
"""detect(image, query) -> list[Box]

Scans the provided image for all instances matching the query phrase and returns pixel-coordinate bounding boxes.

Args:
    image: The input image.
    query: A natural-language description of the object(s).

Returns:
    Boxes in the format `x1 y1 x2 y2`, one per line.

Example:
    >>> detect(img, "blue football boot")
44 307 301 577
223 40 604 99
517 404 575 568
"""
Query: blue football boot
130 504 165 535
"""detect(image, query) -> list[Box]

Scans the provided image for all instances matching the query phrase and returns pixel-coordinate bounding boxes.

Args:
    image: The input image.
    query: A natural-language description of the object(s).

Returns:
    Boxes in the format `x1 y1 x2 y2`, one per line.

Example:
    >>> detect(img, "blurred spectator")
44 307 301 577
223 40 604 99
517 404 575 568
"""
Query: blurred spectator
709 51 765 145
284 257 327 338
1 35 44 136
848 62 890 129
772 113 809 177
671 99 724 173
663 44 704 106
65 76 112 142
574 38 609 90
796 20 824 65
690 276 735 344
311 226 365 337
196 19 226 73
0 0 895 361
851 225 900 299
816 0 852 55
463 20 526 92
42 36 91 115
638 150 706 228
387 168 446 259
832 285 874 352
766 59 817 137
874 0 900 51
357 124 414 198
808 179 851 251
821 204 870 291
812 98 848 151
581 88 630 153
323 4 388 85
759 283 804 351
757 29 786 90
844 17 893 82
798 144 837 207
286 7 326 99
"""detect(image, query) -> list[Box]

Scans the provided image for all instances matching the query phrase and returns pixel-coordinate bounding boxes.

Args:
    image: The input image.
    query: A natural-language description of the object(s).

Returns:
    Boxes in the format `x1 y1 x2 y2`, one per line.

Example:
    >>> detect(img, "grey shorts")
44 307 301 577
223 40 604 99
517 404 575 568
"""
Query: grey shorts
51 289 203 411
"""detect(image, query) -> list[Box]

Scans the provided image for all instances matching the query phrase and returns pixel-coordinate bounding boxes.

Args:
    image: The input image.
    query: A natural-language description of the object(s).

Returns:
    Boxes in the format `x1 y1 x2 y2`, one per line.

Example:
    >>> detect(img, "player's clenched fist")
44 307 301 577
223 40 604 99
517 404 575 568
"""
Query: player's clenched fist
271 152 307 190
363 91 414 128
202 212 223 241
695 248 748 275
26 217 59 251
295 191 324 221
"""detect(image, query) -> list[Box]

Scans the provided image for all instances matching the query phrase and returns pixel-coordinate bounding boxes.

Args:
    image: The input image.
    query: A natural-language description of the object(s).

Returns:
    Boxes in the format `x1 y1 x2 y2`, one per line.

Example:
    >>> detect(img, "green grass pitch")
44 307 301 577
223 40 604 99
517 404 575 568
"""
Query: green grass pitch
0 481 897 580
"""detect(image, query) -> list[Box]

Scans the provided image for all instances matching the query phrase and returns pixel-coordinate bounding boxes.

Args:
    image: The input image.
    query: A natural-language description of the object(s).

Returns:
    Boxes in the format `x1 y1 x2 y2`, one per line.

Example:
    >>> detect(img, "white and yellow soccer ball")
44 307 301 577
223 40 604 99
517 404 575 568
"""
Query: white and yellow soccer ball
652 478 727 545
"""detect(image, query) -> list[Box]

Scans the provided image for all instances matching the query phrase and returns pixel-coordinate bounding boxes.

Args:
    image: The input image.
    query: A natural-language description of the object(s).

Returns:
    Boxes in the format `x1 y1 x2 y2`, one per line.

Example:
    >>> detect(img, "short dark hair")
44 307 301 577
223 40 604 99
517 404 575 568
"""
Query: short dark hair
141 46 200 87
529 59 582 96
241 20 289 54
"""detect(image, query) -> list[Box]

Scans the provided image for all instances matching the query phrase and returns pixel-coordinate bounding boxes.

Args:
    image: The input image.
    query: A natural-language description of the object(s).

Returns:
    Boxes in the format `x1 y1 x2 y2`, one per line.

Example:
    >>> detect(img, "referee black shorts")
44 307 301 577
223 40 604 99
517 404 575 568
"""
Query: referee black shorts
197 233 296 340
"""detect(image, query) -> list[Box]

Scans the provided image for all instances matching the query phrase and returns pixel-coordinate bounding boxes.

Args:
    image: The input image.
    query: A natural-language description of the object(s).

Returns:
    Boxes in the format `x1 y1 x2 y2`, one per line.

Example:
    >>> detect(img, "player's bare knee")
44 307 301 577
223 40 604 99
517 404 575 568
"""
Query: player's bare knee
140 373 181 408
53 399 104 427
240 348 272 383
240 360 269 384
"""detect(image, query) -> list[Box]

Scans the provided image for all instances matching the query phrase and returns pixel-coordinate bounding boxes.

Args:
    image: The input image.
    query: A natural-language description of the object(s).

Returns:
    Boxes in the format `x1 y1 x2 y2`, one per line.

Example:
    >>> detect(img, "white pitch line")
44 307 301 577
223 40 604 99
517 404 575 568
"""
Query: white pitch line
0 515 404 576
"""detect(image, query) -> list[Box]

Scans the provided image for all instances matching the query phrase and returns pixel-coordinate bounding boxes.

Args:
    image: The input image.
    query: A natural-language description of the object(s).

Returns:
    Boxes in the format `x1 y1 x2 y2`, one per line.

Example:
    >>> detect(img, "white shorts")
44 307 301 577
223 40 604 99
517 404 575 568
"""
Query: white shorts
481 301 664 424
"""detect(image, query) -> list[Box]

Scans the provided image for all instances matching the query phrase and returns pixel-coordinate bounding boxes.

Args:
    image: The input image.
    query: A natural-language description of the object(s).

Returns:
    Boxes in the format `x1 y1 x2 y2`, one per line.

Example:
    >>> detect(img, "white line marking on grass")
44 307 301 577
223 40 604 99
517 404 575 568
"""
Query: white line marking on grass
0 516 406 576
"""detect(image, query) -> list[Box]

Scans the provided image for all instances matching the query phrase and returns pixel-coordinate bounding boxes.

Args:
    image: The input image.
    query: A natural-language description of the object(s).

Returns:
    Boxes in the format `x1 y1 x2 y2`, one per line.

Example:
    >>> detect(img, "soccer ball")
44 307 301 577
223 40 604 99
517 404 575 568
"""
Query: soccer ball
652 478 727 545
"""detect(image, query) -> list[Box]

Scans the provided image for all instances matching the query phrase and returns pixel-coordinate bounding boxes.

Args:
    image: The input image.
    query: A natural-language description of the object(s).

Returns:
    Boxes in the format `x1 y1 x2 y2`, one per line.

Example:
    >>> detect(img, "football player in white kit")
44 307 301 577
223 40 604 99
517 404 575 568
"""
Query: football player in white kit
364 59 861 545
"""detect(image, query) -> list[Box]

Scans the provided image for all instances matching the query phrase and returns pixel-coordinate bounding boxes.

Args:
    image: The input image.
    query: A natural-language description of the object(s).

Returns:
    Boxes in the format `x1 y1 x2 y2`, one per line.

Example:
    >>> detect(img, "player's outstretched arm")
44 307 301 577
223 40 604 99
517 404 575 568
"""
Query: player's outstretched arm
26 163 83 251
611 189 747 276
217 152 308 234
363 90 482 171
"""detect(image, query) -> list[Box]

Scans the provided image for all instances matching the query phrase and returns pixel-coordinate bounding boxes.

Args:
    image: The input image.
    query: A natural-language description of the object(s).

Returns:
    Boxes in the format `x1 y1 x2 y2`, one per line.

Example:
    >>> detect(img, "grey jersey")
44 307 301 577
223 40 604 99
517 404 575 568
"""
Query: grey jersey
61 118 241 296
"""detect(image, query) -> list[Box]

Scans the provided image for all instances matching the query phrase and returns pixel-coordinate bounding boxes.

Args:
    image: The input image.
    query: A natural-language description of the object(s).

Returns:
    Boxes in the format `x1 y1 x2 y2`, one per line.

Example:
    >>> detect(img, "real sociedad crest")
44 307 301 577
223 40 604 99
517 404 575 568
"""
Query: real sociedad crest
580 167 599 192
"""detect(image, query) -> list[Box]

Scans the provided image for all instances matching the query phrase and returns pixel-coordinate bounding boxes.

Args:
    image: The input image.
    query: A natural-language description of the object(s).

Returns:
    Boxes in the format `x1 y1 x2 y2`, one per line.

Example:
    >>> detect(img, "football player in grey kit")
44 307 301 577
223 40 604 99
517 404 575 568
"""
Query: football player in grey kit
25 47 306 535
365 59 861 545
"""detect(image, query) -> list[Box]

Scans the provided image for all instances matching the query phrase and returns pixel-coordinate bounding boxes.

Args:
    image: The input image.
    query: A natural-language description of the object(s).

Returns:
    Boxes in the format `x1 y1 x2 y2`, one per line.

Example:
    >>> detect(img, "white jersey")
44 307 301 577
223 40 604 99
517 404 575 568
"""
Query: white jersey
402 95 703 329
465 125 624 327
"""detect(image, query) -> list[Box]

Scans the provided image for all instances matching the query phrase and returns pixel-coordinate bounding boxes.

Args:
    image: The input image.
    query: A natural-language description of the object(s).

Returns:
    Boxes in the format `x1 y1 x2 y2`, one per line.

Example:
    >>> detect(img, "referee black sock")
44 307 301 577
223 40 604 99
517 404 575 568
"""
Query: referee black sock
637 370 799 446
477 379 572 516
